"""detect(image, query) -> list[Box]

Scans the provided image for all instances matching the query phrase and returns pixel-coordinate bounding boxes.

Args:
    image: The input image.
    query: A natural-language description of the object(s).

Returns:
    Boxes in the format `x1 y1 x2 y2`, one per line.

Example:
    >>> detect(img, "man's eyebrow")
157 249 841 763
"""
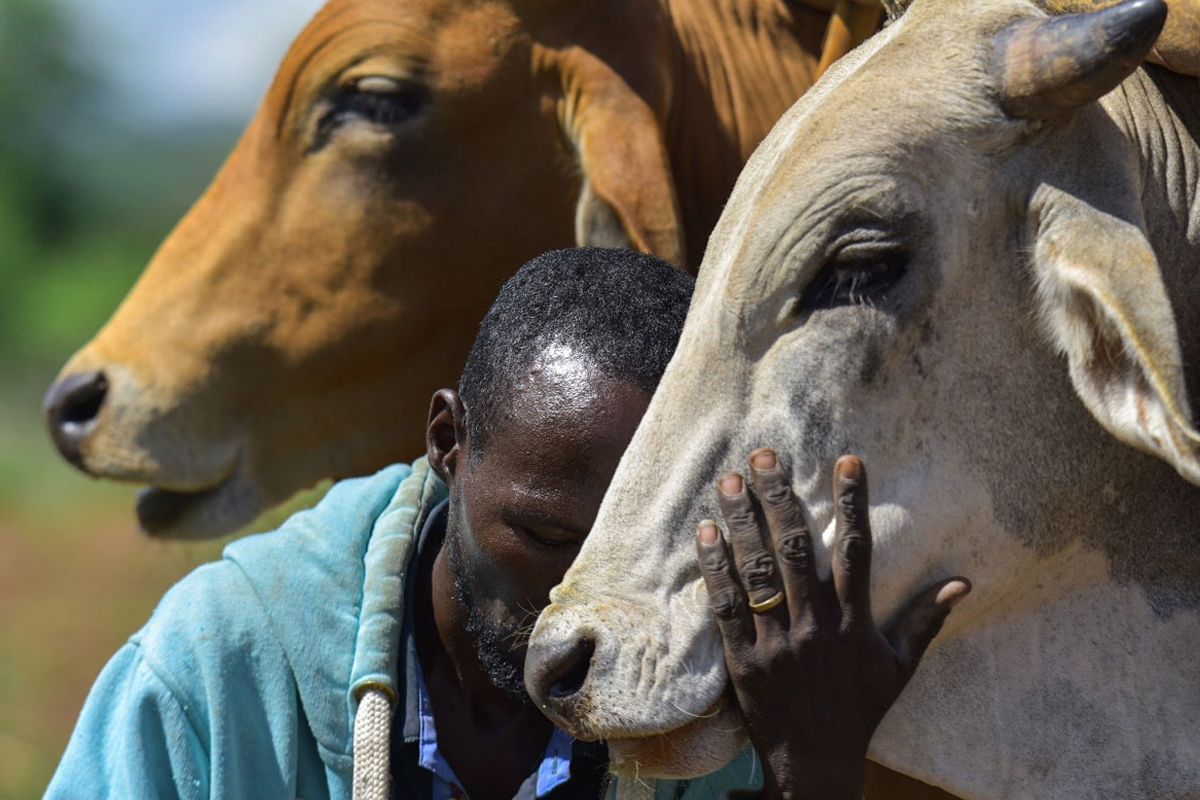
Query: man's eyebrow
502 505 589 538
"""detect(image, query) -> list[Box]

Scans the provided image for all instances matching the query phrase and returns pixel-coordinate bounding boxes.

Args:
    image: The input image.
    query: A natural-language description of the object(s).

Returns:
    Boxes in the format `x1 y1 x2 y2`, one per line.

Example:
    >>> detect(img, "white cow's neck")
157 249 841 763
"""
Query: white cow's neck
1113 67 1200 229
872 546 1200 798
1103 65 1200 434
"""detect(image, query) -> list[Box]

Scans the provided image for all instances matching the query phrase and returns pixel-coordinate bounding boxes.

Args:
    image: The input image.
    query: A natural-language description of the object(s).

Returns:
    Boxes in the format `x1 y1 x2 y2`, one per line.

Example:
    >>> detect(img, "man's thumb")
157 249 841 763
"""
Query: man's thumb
886 578 971 685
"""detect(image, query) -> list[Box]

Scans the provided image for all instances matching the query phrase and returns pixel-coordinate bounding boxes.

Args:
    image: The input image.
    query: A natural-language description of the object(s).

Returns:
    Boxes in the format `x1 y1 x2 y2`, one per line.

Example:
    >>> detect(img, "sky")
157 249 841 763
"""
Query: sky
62 0 327 127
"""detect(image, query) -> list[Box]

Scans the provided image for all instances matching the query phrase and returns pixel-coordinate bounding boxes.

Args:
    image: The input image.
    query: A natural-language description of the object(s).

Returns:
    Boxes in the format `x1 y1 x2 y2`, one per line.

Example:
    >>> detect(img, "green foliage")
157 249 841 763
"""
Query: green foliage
0 0 93 253
0 0 238 524
0 0 240 368
0 0 248 507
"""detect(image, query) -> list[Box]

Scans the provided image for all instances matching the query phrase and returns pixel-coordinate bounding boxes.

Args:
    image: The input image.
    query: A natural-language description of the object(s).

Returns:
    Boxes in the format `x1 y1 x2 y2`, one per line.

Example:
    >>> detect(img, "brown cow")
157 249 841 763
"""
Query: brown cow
44 0 847 541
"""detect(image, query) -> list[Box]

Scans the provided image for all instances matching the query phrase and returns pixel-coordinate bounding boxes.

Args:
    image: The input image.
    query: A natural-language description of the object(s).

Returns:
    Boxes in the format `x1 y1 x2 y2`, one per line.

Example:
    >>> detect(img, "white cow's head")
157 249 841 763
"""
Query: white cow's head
526 0 1200 787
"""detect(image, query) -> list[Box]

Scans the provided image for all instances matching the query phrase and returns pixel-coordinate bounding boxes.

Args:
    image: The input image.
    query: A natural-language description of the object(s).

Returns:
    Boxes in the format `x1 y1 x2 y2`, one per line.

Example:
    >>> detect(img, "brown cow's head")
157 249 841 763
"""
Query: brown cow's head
44 0 686 538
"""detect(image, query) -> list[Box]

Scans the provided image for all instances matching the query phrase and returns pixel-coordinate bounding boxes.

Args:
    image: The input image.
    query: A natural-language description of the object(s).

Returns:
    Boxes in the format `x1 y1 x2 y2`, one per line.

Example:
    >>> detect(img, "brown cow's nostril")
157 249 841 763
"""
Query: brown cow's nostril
44 370 108 470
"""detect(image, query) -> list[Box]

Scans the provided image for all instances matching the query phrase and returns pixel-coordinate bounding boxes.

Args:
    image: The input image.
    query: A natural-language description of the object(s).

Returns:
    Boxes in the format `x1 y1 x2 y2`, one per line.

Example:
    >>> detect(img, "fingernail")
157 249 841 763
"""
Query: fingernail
938 580 972 608
836 455 864 482
697 520 719 545
750 448 777 472
718 473 743 497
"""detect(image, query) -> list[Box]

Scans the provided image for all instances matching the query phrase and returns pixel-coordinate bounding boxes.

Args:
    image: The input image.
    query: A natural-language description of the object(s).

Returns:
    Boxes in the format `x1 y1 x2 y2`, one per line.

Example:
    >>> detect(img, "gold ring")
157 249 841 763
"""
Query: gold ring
748 591 785 614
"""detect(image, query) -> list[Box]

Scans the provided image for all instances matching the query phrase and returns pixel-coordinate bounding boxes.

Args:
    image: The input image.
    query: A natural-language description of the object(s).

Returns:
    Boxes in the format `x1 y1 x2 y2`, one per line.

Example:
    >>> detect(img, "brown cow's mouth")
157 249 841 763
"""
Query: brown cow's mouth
131 453 252 538
136 484 227 537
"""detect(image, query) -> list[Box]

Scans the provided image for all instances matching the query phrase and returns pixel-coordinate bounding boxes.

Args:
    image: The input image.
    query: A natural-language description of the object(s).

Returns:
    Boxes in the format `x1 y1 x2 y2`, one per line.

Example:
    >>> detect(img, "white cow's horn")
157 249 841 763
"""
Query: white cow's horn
994 0 1168 119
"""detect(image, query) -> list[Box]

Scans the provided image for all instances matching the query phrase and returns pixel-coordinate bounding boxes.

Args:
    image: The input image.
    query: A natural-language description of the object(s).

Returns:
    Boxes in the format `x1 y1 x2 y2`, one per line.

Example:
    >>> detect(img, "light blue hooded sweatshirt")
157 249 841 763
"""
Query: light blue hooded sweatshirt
45 458 761 800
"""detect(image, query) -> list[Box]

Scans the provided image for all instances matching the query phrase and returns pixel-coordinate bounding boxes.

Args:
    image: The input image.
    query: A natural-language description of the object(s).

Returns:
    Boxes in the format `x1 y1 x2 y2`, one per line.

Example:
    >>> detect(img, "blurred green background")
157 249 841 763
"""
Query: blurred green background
0 0 319 794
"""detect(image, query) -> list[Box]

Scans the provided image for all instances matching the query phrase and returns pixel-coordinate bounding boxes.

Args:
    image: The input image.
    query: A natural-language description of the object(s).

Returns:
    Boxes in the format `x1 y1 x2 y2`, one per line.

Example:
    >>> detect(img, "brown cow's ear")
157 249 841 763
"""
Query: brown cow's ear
558 51 686 266
1031 187 1200 484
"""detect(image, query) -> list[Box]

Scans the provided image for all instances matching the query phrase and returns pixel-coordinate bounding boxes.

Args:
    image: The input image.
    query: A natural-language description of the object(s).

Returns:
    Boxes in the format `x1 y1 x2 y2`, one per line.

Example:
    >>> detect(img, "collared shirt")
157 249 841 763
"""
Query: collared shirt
415 659 577 800
391 500 610 800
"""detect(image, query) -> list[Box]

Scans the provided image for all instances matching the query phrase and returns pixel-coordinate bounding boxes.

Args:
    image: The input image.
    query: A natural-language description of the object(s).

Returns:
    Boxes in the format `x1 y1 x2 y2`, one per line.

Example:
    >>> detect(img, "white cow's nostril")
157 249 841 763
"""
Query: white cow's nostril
547 637 594 700
525 635 595 725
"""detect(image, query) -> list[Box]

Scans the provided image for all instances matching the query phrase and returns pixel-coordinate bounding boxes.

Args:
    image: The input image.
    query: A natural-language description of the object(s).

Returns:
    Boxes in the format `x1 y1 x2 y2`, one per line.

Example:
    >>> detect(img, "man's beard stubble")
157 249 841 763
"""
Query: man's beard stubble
445 528 533 703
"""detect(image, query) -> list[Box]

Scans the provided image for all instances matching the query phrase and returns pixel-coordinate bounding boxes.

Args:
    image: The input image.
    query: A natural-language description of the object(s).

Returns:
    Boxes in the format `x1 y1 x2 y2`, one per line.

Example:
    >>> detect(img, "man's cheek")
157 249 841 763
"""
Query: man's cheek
513 558 574 608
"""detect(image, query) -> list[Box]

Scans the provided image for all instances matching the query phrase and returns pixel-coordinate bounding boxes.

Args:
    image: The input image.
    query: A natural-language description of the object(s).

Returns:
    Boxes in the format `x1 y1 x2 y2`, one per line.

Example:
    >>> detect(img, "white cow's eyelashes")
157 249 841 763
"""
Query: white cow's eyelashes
797 242 908 312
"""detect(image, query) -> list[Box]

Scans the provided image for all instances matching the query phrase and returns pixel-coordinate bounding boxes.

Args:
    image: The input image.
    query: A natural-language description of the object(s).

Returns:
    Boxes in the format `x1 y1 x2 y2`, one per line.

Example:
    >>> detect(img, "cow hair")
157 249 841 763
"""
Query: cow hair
882 0 910 22
458 247 694 455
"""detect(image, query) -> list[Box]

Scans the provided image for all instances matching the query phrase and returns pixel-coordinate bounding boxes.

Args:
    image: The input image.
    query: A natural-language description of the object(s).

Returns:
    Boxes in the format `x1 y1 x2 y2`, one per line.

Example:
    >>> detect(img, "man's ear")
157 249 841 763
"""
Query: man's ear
427 389 469 482
1031 187 1200 484
558 49 686 266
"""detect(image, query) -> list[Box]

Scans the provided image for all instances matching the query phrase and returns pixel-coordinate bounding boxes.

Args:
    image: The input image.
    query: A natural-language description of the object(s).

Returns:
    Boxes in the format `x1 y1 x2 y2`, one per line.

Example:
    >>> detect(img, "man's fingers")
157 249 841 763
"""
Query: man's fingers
884 578 971 686
831 455 873 624
696 521 755 650
748 448 820 621
716 474 786 625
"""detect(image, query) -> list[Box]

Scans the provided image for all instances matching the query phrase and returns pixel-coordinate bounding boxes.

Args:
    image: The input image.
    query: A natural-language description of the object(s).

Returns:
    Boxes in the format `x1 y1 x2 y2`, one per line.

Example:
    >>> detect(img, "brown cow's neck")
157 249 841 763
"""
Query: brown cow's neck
661 0 828 265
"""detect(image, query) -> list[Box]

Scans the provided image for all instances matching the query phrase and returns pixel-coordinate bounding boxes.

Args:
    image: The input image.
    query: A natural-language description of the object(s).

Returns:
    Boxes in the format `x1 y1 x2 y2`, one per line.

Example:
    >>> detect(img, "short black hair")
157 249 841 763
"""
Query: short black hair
459 247 694 453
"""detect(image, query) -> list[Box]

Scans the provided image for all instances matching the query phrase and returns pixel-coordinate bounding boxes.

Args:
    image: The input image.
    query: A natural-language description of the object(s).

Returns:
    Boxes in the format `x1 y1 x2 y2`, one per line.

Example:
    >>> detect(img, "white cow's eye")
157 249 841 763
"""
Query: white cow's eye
798 241 908 312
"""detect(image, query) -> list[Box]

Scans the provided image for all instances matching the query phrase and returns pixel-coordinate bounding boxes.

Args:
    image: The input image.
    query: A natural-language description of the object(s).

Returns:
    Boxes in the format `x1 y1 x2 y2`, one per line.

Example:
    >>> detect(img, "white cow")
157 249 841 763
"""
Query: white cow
525 0 1200 796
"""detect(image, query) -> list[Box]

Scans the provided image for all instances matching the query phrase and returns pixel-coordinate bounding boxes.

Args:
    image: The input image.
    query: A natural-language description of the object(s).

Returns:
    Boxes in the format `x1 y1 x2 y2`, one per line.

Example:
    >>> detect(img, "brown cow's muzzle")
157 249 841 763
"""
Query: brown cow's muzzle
42 357 251 538
43 370 109 471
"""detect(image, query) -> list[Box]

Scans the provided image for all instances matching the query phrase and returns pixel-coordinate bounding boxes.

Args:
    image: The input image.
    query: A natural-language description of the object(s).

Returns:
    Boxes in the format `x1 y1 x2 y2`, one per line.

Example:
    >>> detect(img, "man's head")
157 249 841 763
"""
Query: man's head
425 247 693 699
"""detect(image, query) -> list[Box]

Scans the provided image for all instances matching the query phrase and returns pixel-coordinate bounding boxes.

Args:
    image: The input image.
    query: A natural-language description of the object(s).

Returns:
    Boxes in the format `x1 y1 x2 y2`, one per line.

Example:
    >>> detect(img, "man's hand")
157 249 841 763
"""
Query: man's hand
695 449 970 800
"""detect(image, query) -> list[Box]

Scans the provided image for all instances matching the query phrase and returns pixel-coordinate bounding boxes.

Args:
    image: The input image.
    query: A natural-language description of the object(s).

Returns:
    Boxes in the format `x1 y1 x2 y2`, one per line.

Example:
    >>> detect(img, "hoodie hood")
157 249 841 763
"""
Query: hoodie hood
224 458 448 762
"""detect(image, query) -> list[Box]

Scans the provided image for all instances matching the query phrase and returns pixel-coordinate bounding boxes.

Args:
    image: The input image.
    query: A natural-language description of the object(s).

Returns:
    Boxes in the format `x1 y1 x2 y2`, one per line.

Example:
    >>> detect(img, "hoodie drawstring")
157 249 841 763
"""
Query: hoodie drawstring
615 776 657 800
352 687 392 800
352 683 660 800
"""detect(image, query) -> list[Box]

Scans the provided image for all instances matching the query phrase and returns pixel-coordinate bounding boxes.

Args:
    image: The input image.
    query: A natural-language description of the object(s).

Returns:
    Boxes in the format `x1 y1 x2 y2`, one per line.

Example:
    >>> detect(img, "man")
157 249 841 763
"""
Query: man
46 248 968 800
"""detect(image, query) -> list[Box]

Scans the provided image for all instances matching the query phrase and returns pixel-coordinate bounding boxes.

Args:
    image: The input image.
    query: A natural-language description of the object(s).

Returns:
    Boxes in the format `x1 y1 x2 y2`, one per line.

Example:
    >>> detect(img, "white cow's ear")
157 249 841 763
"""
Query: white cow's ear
1032 189 1200 484
556 50 686 267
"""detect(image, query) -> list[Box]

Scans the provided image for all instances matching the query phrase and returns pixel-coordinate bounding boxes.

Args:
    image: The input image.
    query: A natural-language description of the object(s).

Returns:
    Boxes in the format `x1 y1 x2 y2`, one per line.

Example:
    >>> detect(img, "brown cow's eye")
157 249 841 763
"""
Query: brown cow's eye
344 79 424 125
312 76 425 148
797 241 907 312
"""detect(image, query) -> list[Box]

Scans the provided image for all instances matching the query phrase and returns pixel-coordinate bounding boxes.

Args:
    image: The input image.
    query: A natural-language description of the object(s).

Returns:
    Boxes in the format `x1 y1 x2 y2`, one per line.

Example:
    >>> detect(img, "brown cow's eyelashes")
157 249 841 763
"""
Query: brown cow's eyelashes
311 77 426 149
796 241 908 313
345 82 424 125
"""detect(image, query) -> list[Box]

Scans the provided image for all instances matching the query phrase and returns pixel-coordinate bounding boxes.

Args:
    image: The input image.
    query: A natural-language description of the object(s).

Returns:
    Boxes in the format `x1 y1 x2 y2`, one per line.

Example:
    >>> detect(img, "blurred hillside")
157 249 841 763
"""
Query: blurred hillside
0 0 317 794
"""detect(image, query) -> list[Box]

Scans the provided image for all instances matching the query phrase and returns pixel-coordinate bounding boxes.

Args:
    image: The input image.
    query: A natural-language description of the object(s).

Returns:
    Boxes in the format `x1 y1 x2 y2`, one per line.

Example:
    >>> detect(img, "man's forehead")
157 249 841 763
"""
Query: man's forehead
525 342 596 393
512 343 648 422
